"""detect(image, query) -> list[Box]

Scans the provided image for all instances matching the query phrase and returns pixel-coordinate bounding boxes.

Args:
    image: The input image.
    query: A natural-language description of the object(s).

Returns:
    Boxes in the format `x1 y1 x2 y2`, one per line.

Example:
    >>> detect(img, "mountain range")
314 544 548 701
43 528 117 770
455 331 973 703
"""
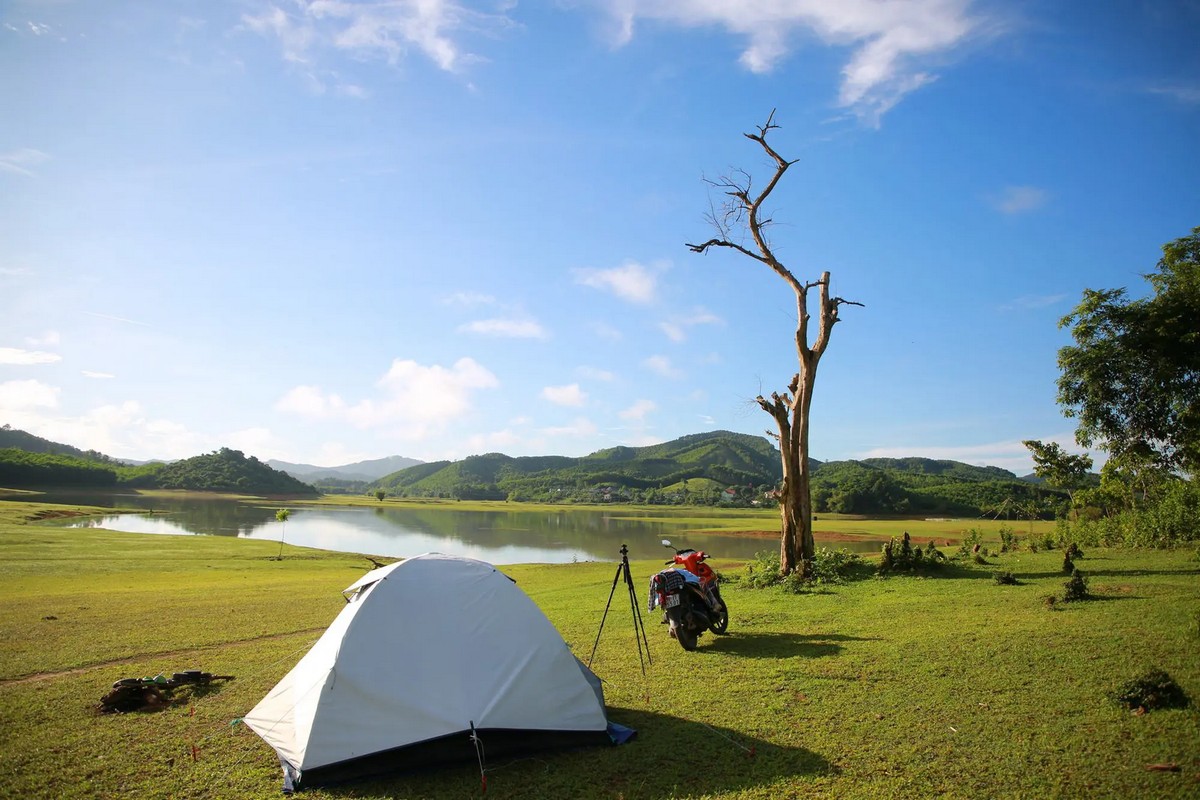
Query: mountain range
267 455 424 483
0 425 1053 515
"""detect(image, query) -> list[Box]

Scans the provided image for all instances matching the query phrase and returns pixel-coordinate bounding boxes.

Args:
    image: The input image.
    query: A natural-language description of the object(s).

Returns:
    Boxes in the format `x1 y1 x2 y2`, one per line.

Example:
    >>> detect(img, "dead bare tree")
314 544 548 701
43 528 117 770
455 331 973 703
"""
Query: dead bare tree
687 110 861 578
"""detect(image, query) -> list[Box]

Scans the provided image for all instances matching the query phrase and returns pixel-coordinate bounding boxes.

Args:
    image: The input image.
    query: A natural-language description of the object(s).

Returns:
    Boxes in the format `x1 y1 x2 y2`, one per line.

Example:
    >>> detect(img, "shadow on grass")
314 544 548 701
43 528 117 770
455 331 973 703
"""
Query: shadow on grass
702 631 877 659
331 708 832 800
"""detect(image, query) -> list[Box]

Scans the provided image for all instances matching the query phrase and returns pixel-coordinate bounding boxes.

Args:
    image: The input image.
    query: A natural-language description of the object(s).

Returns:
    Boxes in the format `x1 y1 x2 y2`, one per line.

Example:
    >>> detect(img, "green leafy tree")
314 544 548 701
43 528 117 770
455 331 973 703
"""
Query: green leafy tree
1057 227 1200 474
687 110 862 578
1022 440 1093 505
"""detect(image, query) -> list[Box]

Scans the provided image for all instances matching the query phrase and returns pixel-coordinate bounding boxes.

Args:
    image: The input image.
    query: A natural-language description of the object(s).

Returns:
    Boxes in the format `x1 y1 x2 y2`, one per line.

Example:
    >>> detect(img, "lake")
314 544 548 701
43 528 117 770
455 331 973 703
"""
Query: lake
15 491 884 564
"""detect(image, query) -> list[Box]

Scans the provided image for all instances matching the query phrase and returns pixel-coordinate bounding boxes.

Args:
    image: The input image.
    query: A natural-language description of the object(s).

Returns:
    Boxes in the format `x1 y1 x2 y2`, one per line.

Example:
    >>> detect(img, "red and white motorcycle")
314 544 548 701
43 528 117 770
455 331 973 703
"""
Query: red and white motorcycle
648 539 729 651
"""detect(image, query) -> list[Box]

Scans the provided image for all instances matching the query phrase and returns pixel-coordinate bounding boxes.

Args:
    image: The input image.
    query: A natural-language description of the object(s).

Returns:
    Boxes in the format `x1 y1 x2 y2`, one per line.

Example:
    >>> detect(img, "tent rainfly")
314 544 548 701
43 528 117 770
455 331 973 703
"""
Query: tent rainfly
243 553 628 791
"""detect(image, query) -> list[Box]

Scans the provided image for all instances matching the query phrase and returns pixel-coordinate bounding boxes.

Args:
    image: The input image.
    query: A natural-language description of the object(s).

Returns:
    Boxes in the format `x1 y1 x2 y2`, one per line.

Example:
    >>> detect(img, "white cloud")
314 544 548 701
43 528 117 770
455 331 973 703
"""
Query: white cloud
1000 293 1068 312
539 417 598 438
276 357 499 437
575 260 660 304
244 0 515 74
458 318 547 339
443 291 496 306
0 379 60 410
542 383 587 407
465 428 521 452
577 366 616 382
599 0 981 125
643 355 682 378
25 331 60 347
857 434 1093 475
989 185 1048 215
1147 83 1200 106
0 148 51 177
81 371 116 379
0 347 61 365
619 399 657 421
659 322 685 342
0 397 215 461
660 306 723 342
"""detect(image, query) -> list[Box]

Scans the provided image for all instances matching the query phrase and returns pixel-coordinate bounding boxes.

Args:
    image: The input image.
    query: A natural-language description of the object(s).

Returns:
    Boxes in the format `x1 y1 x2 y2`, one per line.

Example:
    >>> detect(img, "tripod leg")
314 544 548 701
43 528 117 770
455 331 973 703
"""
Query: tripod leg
587 562 626 669
623 559 652 671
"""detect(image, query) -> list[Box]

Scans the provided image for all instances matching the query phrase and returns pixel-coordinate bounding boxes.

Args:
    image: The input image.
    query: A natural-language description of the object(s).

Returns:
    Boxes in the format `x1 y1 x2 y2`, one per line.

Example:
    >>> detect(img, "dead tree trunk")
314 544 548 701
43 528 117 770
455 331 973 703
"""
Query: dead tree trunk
687 111 860 579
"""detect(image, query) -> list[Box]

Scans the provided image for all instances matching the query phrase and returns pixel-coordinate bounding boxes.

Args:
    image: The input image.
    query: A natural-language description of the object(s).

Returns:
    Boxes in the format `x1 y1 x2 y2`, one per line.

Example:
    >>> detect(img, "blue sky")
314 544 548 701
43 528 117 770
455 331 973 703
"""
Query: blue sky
2 0 1197 474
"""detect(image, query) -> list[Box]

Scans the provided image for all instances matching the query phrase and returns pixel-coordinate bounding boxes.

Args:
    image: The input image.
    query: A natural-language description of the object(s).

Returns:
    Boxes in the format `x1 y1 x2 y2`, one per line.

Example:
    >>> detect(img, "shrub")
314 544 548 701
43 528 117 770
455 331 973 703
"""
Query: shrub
998 526 1015 552
741 547 863 592
1062 551 1075 574
1110 669 1190 711
955 528 983 559
879 533 944 575
994 571 1018 585
1062 568 1090 602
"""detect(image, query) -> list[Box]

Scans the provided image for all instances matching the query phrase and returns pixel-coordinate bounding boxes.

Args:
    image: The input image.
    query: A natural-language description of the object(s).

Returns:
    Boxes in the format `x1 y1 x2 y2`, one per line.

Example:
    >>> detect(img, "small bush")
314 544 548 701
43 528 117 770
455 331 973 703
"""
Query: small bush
1110 669 1190 711
879 533 944 575
955 528 983 559
1065 542 1084 559
998 526 1015 553
1062 551 1075 574
994 571 1018 585
1062 568 1089 602
741 548 863 592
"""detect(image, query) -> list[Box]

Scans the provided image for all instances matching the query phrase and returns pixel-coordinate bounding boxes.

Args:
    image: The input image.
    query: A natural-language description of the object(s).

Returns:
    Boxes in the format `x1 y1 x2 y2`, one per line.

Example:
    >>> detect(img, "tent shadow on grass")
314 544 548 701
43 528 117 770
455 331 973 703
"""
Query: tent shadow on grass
701 631 879 659
328 708 832 799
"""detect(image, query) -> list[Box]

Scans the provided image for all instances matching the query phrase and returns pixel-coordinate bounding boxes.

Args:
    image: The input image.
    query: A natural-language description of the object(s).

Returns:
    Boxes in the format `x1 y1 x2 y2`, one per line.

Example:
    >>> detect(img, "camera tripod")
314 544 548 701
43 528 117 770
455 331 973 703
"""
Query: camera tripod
588 544 651 676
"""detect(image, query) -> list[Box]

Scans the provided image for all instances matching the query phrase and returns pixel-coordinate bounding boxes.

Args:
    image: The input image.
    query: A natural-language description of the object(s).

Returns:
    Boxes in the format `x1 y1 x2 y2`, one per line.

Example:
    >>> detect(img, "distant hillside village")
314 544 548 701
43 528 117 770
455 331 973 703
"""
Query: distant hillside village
0 425 1064 517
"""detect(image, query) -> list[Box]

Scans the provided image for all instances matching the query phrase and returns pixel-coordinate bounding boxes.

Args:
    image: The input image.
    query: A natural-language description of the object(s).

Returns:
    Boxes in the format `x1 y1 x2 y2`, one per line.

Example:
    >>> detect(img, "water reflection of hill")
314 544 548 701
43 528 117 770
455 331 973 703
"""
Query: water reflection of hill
28 492 882 564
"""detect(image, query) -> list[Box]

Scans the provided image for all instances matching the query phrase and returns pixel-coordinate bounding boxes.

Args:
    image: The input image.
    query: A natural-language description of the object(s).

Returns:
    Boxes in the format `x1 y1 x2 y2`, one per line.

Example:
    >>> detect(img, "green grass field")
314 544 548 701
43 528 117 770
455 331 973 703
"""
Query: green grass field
0 498 1197 799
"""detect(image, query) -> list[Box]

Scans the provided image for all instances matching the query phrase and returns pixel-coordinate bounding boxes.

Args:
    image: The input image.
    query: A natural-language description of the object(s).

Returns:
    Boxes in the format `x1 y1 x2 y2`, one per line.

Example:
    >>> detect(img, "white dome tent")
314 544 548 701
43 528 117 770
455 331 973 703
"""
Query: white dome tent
243 553 629 791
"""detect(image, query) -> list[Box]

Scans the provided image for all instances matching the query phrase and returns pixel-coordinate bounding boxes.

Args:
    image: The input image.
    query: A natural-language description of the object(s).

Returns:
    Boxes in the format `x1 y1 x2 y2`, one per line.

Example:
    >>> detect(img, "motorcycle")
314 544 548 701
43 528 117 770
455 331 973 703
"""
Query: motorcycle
648 539 729 651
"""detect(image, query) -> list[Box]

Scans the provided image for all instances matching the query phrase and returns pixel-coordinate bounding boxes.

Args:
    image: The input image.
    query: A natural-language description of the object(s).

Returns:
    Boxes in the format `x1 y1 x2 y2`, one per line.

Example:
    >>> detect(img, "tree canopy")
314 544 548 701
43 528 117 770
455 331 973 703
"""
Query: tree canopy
1056 226 1200 474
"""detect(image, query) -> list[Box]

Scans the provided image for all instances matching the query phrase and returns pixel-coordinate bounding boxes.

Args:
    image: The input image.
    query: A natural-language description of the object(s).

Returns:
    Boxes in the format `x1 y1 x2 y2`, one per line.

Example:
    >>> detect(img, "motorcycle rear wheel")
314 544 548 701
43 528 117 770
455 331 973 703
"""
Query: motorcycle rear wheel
675 623 698 651
710 600 729 635
668 608 698 651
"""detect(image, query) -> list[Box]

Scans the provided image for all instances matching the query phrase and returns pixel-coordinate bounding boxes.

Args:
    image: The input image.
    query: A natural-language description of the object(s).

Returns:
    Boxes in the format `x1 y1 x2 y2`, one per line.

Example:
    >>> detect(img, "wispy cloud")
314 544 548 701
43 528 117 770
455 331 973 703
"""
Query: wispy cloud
600 0 984 125
0 148 50 177
444 291 496 306
999 293 1068 312
82 370 116 379
643 354 682 379
1147 83 1200 106
989 185 1048 215
275 356 498 438
243 0 515 75
857 434 1092 474
575 260 661 304
539 417 598 438
619 399 657 421
542 383 587 407
84 311 151 326
659 306 723 342
0 347 61 365
577 366 616 382
457 318 547 339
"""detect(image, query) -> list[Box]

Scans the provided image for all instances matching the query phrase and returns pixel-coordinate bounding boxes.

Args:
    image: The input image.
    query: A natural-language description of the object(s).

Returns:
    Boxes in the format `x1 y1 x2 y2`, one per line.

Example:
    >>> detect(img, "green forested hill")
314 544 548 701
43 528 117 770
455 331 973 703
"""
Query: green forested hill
0 425 1058 514
0 425 119 464
0 433 316 496
372 430 783 502
373 431 1059 515
153 448 318 495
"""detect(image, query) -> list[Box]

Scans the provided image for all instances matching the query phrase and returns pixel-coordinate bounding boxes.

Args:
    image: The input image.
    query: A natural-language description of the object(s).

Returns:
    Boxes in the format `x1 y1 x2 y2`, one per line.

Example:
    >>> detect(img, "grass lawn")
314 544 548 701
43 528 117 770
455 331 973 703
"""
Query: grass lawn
0 499 1197 799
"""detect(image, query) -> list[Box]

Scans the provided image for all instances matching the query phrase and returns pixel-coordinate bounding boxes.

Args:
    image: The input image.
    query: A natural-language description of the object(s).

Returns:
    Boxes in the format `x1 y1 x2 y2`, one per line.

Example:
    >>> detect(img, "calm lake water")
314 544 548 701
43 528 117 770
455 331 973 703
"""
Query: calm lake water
16 491 883 564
